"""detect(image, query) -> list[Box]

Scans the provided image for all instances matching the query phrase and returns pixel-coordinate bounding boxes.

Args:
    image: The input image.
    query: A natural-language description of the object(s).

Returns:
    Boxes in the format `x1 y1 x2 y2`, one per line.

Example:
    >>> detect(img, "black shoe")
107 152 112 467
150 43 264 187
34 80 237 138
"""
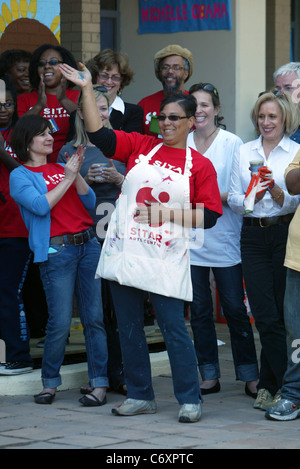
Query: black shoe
245 383 257 399
34 391 56 405
200 380 221 395
79 394 107 407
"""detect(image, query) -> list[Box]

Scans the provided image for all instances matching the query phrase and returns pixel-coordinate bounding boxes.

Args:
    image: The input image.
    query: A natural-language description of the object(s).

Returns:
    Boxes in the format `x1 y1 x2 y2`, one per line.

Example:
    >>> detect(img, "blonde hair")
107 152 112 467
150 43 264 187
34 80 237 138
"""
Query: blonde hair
251 91 300 137
73 85 112 147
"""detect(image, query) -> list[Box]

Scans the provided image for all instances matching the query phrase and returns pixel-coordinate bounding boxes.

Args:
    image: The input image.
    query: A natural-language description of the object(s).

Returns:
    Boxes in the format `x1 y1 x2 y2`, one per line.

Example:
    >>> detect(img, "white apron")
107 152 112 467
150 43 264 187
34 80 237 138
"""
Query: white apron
96 143 193 301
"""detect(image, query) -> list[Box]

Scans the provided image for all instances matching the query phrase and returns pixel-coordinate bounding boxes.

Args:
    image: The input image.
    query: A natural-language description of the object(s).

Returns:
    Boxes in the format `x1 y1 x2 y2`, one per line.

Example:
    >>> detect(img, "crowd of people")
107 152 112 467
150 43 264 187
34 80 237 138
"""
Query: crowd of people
1 42 300 423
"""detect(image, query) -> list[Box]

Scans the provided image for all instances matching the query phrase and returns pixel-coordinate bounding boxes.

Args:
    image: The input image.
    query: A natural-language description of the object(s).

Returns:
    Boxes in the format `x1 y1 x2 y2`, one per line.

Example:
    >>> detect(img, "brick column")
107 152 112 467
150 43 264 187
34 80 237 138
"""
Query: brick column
60 0 100 63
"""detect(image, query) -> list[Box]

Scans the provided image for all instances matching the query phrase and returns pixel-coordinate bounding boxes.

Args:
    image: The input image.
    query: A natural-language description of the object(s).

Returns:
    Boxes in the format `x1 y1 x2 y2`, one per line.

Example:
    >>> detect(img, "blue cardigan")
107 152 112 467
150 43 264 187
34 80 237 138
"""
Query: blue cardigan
9 164 96 262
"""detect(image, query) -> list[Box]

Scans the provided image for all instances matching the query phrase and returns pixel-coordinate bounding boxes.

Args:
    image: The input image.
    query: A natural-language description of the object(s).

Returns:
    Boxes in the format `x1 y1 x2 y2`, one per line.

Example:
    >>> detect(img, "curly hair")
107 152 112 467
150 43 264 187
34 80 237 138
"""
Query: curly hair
29 44 78 90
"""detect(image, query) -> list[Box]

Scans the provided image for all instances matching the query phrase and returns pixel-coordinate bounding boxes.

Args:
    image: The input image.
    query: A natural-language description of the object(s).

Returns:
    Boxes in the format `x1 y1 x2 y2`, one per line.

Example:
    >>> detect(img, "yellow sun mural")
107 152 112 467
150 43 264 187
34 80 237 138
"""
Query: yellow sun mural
0 0 60 41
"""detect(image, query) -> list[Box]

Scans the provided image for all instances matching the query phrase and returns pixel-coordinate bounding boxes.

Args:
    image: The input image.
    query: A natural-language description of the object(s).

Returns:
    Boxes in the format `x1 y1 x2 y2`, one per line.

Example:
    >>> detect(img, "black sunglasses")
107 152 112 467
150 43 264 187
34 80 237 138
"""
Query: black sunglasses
38 59 63 67
201 83 219 97
157 115 189 122
93 85 108 93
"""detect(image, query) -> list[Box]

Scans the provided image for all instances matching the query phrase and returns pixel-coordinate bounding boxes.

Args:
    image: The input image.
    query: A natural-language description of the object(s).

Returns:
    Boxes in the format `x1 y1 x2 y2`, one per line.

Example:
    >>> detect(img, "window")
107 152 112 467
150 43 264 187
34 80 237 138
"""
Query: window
291 0 300 61
100 0 120 50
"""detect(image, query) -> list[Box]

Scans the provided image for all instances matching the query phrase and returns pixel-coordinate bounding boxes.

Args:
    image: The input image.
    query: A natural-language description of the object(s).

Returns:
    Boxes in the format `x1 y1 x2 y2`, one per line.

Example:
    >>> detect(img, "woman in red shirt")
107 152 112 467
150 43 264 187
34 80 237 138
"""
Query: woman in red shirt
60 63 223 423
17 44 80 163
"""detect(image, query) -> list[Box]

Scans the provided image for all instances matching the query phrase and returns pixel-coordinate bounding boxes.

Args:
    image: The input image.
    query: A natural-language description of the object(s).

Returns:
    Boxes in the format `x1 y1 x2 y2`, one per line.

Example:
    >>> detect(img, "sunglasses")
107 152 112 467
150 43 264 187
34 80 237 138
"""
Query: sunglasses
201 83 219 97
0 102 14 109
157 115 189 122
258 89 288 98
93 85 108 93
38 59 63 67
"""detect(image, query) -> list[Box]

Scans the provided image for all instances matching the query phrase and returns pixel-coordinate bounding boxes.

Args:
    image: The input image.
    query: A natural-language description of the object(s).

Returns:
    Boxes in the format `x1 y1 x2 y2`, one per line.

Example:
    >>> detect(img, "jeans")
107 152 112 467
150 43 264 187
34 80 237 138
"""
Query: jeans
190 264 258 382
39 237 108 389
0 238 32 365
109 281 201 404
241 223 288 395
281 268 300 404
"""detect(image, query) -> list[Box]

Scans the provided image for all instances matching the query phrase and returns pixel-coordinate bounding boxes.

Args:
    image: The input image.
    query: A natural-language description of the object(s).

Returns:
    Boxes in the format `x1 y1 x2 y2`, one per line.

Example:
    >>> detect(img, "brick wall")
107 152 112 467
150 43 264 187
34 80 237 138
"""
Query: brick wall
60 0 100 63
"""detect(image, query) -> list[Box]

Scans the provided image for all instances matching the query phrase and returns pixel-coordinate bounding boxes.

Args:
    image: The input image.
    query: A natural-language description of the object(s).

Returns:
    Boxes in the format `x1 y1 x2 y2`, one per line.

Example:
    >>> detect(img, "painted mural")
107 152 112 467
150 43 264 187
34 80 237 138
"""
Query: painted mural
0 0 60 41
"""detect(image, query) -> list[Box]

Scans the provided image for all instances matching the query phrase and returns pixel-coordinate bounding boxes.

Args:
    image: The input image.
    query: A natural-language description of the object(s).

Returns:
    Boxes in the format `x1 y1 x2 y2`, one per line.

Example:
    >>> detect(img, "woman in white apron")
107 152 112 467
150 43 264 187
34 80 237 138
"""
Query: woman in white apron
60 63 223 423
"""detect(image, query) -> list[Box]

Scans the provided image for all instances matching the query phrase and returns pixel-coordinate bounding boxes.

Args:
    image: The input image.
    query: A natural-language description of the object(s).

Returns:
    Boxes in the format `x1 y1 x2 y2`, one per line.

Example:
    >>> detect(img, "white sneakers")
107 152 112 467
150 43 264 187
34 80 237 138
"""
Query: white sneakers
112 398 202 423
178 403 202 423
111 398 157 416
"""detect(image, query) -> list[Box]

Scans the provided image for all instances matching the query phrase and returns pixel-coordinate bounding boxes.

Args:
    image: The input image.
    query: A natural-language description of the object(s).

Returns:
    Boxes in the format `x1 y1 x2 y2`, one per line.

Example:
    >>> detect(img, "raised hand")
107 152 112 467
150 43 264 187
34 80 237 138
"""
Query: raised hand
59 62 92 88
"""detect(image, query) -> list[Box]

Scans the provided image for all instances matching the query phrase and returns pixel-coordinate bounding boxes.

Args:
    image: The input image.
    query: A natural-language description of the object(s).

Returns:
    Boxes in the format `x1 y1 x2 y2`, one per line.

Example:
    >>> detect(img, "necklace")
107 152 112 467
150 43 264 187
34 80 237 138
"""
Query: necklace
194 127 219 155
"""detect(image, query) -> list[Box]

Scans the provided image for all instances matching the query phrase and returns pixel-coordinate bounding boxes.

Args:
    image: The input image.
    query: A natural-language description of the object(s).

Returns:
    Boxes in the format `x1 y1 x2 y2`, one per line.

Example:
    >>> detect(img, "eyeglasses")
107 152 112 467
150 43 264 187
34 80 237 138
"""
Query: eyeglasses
98 72 122 83
93 85 108 93
157 115 189 122
38 59 63 67
201 83 219 97
0 102 14 109
160 64 184 72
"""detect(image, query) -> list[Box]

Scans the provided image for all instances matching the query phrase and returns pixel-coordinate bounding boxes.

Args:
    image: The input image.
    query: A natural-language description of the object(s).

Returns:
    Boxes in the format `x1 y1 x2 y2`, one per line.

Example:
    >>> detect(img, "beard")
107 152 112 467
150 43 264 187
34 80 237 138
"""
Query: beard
162 76 182 95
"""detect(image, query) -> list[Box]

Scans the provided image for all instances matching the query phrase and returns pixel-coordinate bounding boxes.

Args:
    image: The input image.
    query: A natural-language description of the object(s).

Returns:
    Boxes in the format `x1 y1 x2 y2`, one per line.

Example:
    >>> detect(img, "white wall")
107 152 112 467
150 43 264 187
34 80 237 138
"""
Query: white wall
119 0 266 143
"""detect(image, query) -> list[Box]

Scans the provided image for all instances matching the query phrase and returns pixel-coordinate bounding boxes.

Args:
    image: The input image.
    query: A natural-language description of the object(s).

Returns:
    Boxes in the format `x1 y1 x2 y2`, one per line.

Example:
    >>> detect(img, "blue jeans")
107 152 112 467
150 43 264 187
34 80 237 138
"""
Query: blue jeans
281 268 300 404
39 237 108 389
109 282 201 404
190 264 258 382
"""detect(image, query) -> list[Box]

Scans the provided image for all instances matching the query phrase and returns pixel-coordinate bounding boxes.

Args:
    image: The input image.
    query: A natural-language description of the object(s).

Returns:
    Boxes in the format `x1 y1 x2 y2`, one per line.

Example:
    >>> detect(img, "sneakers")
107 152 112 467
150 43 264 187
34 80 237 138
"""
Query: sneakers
112 398 157 416
253 388 281 411
178 403 202 423
0 362 33 375
265 399 300 421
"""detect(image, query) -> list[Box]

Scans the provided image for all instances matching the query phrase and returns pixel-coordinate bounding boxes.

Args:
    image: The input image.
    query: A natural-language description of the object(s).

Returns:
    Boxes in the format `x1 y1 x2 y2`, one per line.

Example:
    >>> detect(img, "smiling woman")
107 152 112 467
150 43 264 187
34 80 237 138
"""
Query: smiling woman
58 62 223 423
9 114 109 406
228 91 300 411
17 44 80 163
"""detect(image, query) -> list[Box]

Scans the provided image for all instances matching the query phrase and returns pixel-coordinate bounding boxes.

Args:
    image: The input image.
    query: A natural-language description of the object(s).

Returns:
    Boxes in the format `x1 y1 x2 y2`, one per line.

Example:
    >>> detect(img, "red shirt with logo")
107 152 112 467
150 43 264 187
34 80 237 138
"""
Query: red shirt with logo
17 89 80 163
24 163 93 237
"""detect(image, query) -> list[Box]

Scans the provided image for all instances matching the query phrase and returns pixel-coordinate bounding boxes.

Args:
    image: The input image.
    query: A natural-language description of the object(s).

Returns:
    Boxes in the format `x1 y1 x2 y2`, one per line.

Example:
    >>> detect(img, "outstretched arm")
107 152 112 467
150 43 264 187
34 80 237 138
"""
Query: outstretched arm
59 62 102 133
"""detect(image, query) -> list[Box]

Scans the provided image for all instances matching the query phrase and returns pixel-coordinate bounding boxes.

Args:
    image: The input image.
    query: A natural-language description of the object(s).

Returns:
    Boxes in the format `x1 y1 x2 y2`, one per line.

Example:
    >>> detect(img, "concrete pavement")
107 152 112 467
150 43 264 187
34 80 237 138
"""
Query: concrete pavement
1 323 300 450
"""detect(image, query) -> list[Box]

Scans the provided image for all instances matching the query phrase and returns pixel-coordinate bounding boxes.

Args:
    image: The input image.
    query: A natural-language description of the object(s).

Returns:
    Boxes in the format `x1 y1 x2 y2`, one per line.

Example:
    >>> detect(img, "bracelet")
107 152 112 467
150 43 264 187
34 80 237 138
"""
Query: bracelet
271 188 283 201
116 175 124 186
268 180 275 190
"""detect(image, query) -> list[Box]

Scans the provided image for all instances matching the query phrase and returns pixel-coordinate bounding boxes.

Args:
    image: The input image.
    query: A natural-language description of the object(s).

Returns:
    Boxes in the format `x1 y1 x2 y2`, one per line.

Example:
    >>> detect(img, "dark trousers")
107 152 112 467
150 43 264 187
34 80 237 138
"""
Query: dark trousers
190 263 258 382
241 222 288 395
0 238 32 365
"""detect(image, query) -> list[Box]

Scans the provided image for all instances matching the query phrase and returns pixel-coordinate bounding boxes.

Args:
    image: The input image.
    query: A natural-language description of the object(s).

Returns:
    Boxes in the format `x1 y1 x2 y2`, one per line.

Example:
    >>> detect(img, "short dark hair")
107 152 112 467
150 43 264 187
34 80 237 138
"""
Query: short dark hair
160 93 197 117
11 115 52 162
0 49 31 75
29 43 78 90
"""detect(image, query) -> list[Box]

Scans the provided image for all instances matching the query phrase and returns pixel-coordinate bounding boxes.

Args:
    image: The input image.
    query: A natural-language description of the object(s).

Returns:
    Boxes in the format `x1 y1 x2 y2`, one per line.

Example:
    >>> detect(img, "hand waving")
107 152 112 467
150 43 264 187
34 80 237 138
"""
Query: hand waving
59 62 91 88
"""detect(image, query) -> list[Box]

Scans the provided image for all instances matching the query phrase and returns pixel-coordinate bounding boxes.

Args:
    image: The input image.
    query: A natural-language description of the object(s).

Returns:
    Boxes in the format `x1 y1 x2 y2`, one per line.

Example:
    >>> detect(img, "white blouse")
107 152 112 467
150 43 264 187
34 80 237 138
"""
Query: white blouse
228 135 300 218
187 128 244 267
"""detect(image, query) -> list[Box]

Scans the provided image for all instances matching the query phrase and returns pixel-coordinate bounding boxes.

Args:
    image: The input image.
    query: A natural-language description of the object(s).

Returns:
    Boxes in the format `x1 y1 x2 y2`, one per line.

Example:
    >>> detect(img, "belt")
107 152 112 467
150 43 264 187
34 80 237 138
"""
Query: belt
50 229 95 246
243 213 294 228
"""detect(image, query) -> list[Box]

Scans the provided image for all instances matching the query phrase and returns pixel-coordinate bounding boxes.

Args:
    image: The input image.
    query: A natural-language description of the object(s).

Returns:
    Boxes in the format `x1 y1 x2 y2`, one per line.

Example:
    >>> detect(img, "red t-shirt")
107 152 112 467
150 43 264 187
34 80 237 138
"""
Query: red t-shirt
25 163 93 237
0 129 28 238
113 131 222 215
17 89 80 163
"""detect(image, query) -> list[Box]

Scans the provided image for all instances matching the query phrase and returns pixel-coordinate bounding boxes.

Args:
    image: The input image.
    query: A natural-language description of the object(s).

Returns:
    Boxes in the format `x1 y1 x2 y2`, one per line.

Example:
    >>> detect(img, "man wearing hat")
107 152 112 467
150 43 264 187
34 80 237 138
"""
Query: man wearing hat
138 44 194 136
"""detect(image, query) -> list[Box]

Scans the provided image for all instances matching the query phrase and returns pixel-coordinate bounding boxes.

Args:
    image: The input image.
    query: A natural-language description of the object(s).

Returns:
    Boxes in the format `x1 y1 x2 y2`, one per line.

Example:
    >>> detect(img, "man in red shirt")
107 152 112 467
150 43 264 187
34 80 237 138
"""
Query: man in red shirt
138 44 194 136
